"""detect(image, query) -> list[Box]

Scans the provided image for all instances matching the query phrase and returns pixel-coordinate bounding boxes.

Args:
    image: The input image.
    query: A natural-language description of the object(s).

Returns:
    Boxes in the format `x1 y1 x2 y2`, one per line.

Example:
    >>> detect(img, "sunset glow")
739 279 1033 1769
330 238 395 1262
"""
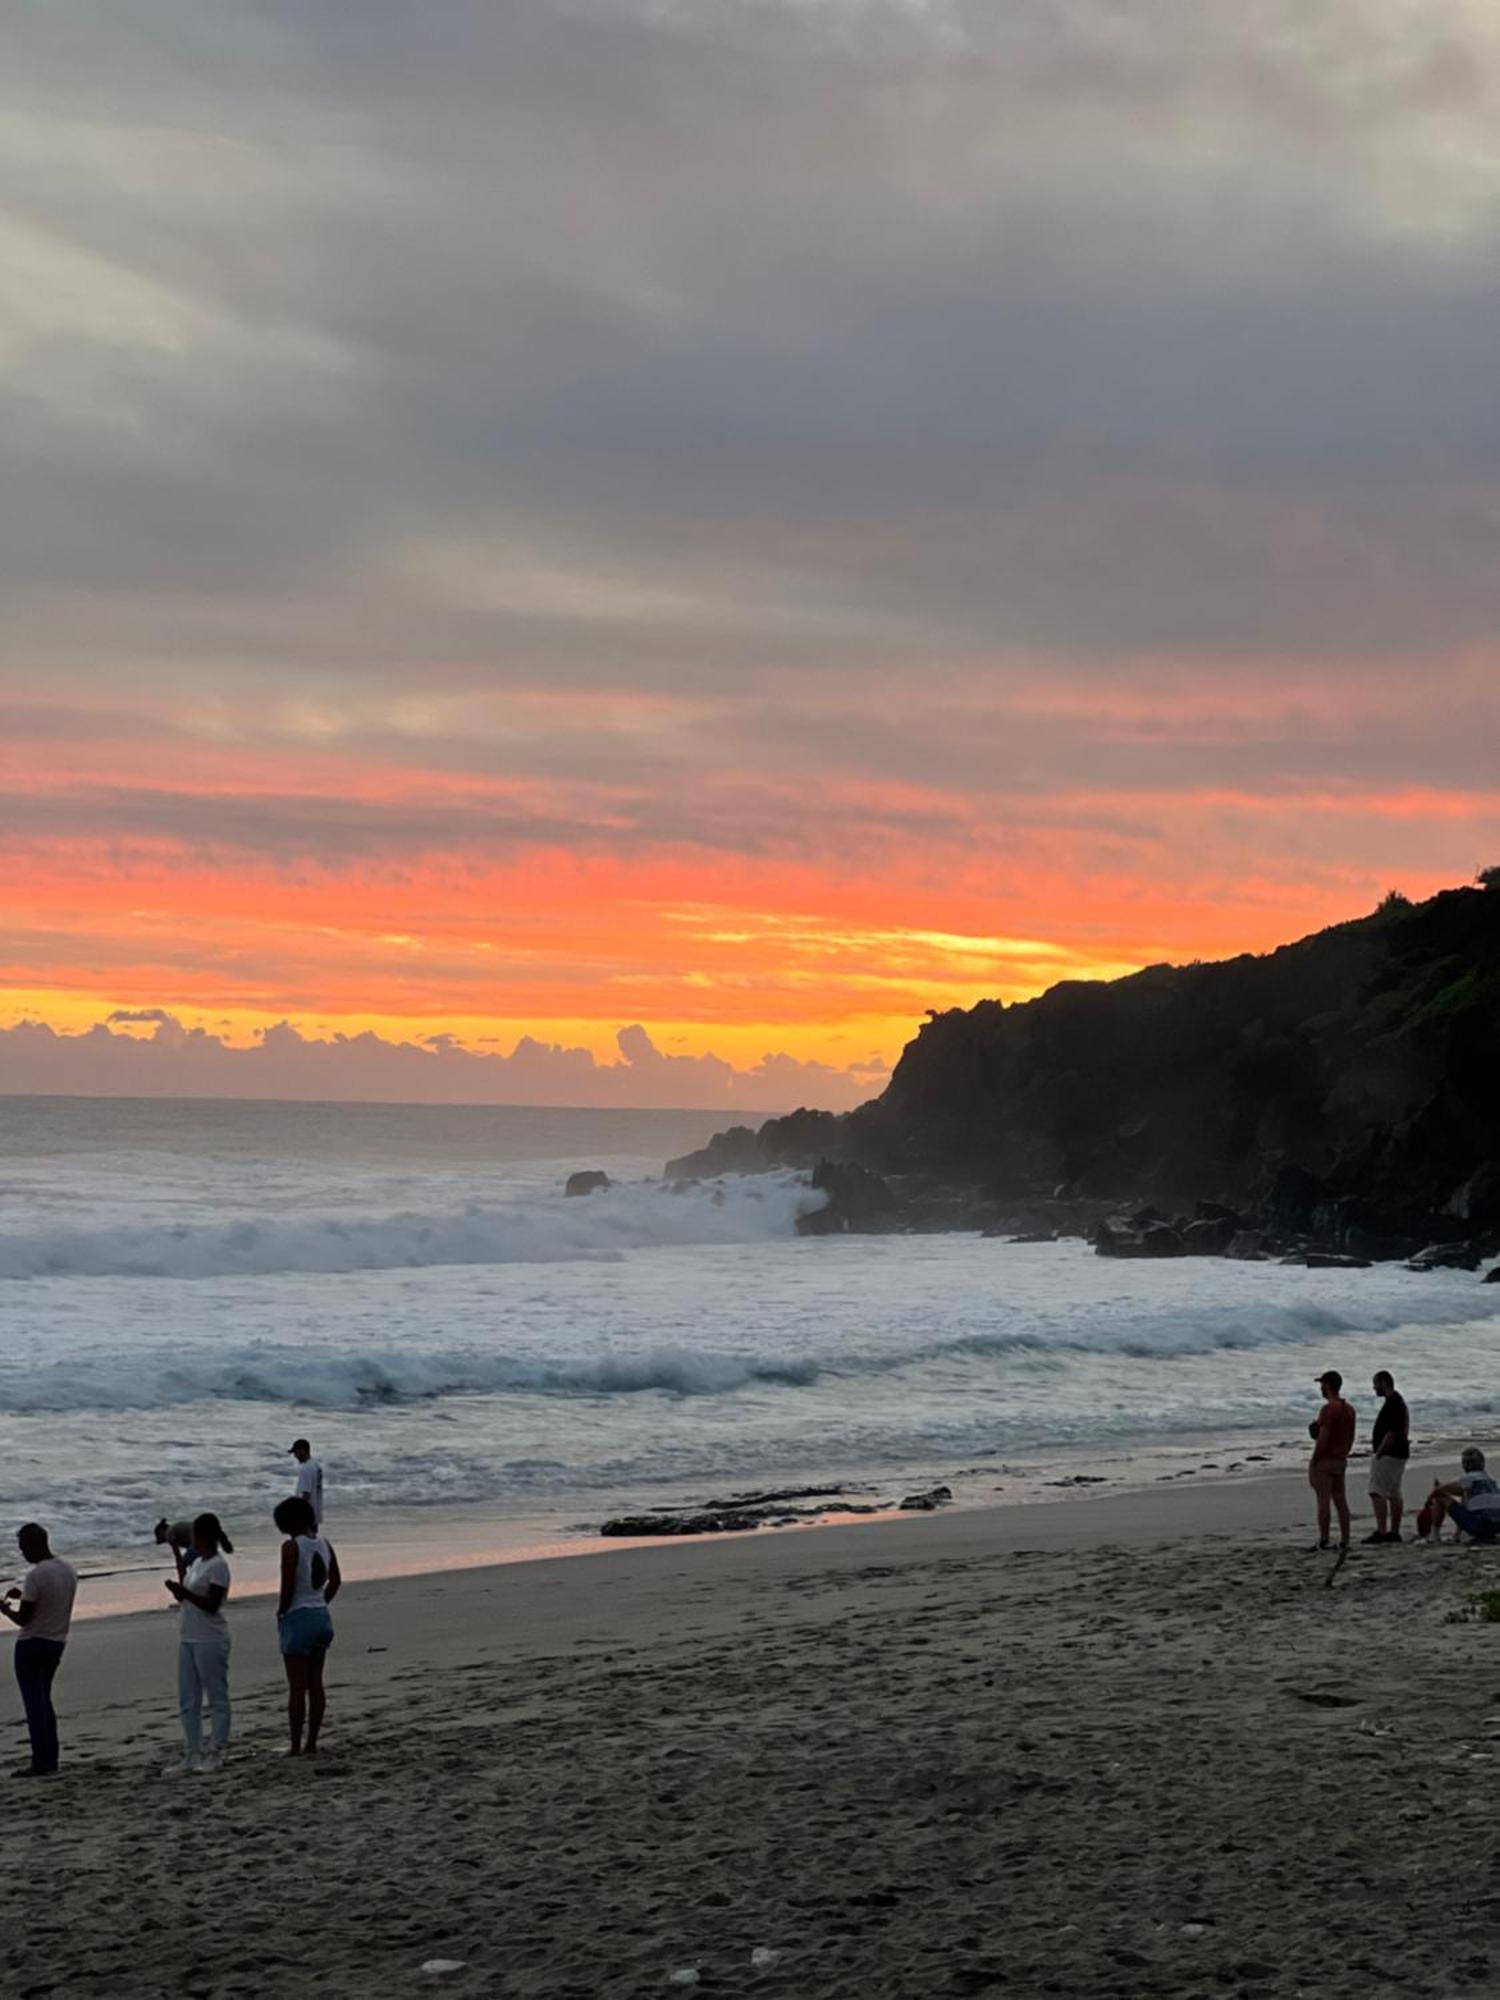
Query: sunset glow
5 4 1500 1107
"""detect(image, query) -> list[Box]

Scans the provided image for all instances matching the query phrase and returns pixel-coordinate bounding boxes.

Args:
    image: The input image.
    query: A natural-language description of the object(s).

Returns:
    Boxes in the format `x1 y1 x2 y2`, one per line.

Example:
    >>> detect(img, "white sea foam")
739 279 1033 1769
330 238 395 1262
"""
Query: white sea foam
3 1099 1499 1557
2 1291 1496 1413
0 1174 822 1281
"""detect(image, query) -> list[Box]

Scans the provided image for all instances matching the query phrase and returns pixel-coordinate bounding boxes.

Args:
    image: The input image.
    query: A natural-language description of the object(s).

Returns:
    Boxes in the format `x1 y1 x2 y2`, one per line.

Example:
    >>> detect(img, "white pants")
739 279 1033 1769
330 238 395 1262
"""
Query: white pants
178 1637 232 1754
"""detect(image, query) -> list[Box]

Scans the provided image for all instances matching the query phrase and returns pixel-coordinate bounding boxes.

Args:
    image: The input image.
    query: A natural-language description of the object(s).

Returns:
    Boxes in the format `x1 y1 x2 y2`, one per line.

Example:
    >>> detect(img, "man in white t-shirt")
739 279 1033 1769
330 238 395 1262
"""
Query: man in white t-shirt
1423 1447 1500 1542
288 1439 324 1526
1 1522 78 1776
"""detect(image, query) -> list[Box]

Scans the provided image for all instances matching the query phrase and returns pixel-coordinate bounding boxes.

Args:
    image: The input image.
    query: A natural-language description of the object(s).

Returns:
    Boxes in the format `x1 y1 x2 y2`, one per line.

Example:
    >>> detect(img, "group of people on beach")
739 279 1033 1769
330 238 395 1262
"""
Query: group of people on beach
1 1437 338 1778
1308 1368 1500 1549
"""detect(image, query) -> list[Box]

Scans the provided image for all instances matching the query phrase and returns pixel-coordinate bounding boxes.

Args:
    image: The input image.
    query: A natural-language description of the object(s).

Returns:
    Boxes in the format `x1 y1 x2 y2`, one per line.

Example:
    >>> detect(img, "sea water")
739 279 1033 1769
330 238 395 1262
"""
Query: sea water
2 1095 1498 1590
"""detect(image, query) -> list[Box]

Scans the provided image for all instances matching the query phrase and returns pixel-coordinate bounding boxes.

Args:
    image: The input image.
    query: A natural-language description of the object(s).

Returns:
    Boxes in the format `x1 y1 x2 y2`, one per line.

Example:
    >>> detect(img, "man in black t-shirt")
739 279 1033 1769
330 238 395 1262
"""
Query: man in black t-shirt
1366 1370 1410 1544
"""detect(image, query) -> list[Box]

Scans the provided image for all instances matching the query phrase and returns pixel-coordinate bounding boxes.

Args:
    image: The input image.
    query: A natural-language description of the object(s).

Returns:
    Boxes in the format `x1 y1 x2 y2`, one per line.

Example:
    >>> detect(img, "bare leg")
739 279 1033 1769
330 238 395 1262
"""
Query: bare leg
305 1652 327 1756
1316 1488 1331 1544
1390 1495 1404 1536
284 1656 308 1754
1372 1494 1389 1535
1333 1482 1352 1545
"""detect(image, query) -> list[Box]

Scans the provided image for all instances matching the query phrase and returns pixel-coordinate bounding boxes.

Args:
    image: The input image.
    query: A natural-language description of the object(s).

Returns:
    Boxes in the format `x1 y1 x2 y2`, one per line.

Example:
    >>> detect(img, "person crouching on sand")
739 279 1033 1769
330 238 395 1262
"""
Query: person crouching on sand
1364 1370 1411 1545
1419 1448 1500 1544
164 1512 234 1774
1308 1369 1355 1551
274 1496 340 1756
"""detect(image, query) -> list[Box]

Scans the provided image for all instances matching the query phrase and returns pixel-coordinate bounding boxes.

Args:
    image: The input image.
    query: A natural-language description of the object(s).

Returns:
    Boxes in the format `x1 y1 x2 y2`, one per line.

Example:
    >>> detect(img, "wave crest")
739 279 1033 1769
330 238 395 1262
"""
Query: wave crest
0 1174 823 1282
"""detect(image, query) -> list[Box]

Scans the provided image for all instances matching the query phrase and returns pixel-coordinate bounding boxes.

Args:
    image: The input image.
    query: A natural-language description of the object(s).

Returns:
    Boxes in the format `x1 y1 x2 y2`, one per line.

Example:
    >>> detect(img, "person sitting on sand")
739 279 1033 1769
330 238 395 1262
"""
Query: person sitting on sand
164 1512 235 1774
1308 1369 1355 1551
1419 1448 1500 1544
1364 1370 1411 1545
274 1495 340 1757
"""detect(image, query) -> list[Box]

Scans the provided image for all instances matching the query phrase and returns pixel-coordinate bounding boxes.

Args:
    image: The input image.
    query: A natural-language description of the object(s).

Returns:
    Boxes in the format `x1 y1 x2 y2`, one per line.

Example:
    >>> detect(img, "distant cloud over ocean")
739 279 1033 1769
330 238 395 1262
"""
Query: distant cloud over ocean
0 1015 885 1113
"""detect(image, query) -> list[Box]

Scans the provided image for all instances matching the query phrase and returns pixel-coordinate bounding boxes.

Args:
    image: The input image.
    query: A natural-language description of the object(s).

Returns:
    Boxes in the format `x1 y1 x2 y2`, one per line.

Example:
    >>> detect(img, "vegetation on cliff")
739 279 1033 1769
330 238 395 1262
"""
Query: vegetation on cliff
668 878 1500 1250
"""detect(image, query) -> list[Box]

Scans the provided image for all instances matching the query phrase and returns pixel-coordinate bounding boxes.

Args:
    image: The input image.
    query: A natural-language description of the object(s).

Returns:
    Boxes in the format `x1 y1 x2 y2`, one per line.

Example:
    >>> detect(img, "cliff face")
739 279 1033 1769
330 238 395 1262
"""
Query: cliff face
669 883 1500 1239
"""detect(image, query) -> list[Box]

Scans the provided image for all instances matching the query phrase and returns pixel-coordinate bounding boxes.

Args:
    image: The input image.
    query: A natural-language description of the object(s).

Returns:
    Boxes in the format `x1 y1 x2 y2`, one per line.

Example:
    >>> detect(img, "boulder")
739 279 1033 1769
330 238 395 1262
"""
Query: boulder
1304 1250 1373 1269
564 1170 610 1197
899 1485 953 1512
1181 1215 1237 1254
1096 1218 1185 1258
1486 1265 1500 1284
1195 1199 1248 1230
1407 1241 1483 1271
1226 1229 1275 1260
797 1159 900 1235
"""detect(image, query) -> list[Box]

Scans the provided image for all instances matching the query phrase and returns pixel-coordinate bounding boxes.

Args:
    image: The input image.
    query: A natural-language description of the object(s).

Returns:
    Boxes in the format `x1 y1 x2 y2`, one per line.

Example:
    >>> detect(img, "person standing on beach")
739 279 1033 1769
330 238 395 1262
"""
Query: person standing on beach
1365 1371 1410 1545
1 1523 78 1776
1308 1369 1355 1551
164 1513 234 1774
274 1495 340 1756
288 1438 324 1527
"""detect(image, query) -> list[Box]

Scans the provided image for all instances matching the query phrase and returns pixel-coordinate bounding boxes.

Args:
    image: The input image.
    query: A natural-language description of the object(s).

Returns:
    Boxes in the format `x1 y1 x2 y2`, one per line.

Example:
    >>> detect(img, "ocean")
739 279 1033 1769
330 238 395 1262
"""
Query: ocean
3 1095 1498 1604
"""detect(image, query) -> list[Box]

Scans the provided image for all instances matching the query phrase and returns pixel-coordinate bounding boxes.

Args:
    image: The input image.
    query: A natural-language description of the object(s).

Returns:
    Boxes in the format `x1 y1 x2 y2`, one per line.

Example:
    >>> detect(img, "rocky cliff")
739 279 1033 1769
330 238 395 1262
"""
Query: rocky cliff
667 879 1500 1256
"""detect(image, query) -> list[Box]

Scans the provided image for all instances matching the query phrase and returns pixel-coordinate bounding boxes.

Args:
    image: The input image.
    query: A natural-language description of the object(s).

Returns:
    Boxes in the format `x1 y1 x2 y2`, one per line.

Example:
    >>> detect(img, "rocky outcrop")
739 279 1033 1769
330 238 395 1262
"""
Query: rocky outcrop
796 1159 899 1235
668 879 1500 1262
564 1170 610 1197
599 1483 888 1537
1406 1242 1483 1272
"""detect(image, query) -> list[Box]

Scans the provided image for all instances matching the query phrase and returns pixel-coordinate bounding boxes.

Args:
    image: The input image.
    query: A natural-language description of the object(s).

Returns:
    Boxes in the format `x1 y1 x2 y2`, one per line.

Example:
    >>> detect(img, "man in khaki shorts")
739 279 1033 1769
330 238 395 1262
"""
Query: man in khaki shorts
1364 1370 1410 1544
1308 1369 1355 1551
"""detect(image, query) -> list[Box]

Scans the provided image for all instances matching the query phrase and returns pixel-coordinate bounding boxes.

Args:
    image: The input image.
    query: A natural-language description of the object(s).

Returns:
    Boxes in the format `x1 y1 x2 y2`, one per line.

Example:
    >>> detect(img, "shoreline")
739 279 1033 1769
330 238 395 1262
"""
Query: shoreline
54 1416 1493 1625
11 1458 1500 1997
44 1453 1453 1707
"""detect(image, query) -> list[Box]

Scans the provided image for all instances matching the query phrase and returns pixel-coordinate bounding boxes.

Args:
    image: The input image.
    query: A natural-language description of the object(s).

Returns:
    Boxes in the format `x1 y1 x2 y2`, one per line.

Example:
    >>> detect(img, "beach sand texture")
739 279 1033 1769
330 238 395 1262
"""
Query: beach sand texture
5 1478 1498 1998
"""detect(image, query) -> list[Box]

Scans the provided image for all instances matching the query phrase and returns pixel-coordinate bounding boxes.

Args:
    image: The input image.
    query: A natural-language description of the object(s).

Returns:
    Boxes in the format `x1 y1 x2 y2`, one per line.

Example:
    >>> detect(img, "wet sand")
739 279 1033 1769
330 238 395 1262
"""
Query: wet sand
6 1465 1498 1998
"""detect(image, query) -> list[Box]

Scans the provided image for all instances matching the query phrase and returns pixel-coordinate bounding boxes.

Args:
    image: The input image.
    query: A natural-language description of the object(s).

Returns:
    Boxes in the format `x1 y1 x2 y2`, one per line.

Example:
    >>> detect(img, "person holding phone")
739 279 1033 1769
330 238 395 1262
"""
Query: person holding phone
1 1523 77 1777
164 1512 234 1774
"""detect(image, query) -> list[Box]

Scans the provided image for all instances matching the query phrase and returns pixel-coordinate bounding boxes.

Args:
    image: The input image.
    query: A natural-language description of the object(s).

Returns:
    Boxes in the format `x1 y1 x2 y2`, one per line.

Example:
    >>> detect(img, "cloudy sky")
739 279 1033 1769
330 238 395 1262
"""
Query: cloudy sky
5 1 1499 1107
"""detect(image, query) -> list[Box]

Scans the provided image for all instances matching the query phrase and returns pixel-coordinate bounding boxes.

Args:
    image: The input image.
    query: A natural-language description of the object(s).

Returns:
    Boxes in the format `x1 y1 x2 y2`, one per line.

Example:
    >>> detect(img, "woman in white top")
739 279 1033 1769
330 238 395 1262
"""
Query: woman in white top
163 1512 234 1774
273 1495 341 1756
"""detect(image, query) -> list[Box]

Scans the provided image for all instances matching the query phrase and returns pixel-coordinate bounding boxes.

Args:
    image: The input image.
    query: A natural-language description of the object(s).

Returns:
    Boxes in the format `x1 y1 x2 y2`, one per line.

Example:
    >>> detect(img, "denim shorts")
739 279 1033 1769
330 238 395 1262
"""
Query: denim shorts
1448 1503 1499 1542
279 1606 335 1658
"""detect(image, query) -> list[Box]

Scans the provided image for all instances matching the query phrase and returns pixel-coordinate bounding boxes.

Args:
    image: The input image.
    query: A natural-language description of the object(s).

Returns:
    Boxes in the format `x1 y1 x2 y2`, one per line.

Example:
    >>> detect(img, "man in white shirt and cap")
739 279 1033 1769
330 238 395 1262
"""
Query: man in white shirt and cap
288 1439 325 1528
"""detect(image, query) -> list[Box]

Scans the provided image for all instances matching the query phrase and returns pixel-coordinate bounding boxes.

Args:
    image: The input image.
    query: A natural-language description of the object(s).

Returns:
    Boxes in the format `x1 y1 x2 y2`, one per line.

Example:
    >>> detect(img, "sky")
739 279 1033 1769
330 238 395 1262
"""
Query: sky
5 1 1500 1110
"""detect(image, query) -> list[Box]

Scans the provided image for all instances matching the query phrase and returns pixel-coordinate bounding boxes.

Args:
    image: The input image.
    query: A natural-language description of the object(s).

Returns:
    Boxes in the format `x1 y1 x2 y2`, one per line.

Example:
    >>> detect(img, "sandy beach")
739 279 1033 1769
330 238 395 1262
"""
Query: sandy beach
5 1466 1498 1999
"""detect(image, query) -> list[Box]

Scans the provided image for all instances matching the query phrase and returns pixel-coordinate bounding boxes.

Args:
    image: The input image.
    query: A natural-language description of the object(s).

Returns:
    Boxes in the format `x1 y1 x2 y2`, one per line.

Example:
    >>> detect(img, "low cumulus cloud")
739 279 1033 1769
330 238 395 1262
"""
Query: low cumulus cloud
0 1015 885 1114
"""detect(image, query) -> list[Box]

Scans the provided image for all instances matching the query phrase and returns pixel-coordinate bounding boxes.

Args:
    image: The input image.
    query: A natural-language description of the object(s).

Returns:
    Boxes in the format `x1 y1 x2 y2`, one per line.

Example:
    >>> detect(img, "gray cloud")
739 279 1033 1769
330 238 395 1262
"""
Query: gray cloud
8 0 1500 703
0 1012 880 1112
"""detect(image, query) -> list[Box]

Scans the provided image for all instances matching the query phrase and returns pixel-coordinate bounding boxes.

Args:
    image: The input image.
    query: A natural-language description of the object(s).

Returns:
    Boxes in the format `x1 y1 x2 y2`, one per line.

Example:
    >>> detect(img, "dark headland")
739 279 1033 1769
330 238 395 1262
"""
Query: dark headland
667 875 1500 1270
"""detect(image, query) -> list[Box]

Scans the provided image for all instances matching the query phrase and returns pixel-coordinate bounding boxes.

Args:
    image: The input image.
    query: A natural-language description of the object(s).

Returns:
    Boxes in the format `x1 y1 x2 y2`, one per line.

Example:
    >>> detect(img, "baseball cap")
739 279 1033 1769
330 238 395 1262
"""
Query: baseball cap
288 1437 310 1454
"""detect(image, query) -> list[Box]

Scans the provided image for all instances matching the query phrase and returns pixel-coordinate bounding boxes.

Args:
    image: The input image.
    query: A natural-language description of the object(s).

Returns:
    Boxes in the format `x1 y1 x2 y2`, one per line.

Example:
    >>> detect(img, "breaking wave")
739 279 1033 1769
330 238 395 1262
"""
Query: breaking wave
2 1290 1496 1413
0 1175 823 1282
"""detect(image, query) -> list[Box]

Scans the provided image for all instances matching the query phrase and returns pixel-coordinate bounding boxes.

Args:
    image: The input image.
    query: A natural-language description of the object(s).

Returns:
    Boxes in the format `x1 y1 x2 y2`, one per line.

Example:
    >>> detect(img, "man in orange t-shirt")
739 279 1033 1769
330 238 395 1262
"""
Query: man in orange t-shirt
1308 1369 1356 1550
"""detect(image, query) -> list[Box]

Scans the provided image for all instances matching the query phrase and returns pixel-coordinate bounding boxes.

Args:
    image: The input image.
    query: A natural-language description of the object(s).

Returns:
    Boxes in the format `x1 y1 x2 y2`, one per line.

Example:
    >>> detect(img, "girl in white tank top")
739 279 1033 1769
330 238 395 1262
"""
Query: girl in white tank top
273 1495 341 1756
